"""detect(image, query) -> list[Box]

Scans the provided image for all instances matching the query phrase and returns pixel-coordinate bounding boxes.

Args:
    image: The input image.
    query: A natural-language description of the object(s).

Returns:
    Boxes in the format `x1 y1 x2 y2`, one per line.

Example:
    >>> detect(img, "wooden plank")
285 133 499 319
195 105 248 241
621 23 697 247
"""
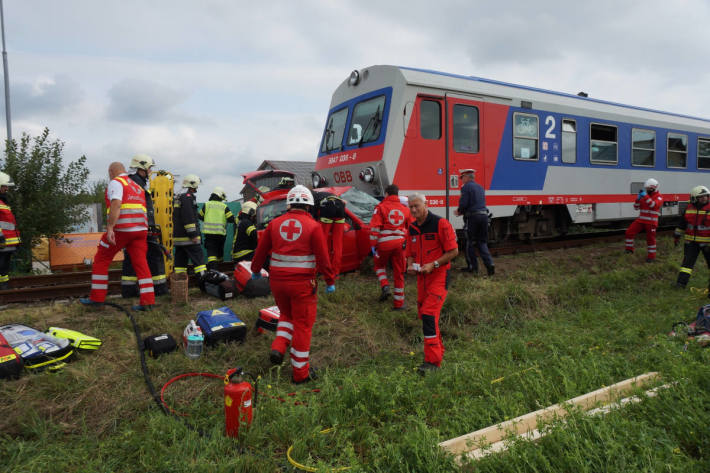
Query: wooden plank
438 372 659 455
464 383 671 461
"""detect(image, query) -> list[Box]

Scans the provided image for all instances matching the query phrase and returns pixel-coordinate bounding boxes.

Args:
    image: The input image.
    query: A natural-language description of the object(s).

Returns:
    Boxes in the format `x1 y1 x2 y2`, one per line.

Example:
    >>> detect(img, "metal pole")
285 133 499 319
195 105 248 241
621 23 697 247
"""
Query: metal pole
0 0 11 142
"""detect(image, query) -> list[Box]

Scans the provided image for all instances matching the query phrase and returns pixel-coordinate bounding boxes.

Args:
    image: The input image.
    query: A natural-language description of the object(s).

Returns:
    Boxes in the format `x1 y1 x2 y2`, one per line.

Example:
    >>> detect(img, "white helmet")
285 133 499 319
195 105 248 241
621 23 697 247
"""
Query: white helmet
690 185 710 203
212 186 227 201
286 184 314 206
0 172 14 187
644 178 659 191
240 201 258 217
182 174 201 189
129 154 155 171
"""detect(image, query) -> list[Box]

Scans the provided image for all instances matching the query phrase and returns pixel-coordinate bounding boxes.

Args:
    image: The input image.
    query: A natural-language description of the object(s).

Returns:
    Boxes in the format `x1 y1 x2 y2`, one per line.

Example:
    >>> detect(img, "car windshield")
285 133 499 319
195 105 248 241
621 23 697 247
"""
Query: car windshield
256 198 288 230
341 188 380 224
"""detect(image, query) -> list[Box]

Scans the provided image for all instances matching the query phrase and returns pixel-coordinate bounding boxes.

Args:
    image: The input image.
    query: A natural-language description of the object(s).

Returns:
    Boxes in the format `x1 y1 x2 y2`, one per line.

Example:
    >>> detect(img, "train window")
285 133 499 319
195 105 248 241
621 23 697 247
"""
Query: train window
453 105 479 153
667 133 688 168
631 128 655 167
321 107 348 153
420 100 441 139
561 119 576 164
348 95 385 146
698 138 710 169
513 112 538 160
590 123 617 164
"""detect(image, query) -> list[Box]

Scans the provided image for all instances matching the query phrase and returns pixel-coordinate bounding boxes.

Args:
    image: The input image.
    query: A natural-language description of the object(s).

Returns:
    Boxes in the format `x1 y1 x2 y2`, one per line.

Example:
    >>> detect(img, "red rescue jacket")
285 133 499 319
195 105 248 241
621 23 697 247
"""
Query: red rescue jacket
634 191 663 227
406 211 458 272
677 202 710 243
0 195 19 247
370 195 410 251
251 208 335 285
106 175 148 232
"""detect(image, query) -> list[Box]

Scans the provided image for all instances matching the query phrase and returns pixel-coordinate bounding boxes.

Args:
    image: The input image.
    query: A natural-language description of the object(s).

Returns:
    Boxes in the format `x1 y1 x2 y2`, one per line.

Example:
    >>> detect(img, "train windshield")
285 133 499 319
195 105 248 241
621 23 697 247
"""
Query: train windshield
347 95 385 146
320 107 348 153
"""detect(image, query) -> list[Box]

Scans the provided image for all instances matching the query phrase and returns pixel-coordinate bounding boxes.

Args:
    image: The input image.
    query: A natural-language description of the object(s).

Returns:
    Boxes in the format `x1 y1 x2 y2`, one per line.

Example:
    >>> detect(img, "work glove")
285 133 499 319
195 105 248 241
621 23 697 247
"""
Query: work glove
251 272 262 280
636 189 646 202
326 284 336 293
370 246 376 256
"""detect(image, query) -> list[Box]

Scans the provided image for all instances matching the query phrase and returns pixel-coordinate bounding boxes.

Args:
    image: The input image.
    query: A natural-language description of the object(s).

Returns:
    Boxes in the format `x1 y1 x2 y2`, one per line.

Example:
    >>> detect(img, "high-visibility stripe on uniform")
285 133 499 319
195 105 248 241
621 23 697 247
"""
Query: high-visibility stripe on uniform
680 267 693 274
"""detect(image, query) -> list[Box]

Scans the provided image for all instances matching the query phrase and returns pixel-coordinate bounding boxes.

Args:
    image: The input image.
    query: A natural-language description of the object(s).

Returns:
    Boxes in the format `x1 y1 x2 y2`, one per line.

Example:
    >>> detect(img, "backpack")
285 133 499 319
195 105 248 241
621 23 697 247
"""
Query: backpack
0 324 74 372
196 307 247 345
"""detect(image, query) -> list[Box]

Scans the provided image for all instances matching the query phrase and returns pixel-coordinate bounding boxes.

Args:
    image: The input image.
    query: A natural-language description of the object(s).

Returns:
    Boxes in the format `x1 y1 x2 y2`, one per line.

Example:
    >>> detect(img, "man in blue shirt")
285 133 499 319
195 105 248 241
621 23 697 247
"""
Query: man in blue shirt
454 169 494 276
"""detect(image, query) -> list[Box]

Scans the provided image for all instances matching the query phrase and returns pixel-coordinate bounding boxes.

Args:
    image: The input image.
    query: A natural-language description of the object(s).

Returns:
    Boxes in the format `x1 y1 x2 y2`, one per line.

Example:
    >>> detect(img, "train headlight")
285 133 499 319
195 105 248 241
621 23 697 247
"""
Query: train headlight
311 172 326 188
348 70 360 86
359 166 375 183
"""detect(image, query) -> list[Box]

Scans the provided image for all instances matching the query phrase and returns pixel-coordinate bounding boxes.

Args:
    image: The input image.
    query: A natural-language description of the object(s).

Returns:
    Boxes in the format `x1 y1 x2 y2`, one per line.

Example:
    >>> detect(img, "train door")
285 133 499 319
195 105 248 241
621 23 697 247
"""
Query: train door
445 94 485 212
394 95 446 196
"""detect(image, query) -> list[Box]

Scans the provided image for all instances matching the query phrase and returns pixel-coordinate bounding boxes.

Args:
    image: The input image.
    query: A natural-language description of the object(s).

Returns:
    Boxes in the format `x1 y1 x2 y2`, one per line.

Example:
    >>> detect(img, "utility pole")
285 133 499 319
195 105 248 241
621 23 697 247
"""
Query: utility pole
0 0 11 142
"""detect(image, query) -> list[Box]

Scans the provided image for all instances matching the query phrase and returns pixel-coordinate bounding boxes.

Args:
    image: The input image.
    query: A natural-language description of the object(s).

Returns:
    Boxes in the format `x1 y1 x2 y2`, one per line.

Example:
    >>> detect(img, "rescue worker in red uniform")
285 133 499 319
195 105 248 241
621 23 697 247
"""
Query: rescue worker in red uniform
0 172 20 290
625 178 663 261
251 185 335 384
313 191 346 277
406 193 458 375
674 185 710 290
81 162 155 310
370 184 410 309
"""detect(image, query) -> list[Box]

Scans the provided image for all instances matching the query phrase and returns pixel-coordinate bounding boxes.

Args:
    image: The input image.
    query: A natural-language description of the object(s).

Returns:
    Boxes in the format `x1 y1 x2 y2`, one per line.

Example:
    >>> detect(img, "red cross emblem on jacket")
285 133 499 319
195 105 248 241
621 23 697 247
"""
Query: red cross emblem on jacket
388 209 405 226
279 219 302 241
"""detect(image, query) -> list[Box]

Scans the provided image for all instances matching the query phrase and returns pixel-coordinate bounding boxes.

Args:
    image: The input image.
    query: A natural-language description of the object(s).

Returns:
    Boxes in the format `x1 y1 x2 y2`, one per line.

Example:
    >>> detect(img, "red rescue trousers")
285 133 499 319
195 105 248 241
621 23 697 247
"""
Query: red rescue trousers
624 219 657 260
374 244 405 308
321 221 344 277
417 270 448 366
270 278 318 382
90 230 155 306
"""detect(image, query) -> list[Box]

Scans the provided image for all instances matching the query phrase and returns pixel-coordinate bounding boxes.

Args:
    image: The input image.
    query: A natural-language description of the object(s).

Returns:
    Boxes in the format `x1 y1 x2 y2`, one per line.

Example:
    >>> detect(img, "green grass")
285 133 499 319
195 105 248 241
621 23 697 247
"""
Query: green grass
3 236 710 472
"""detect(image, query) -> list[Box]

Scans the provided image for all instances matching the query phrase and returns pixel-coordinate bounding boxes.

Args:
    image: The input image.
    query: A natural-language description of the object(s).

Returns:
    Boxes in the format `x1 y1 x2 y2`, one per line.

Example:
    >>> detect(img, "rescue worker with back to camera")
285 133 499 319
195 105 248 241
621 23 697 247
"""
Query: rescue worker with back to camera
198 186 235 270
625 178 663 262
173 174 207 279
250 185 336 384
406 193 458 375
232 200 259 264
370 184 410 309
674 185 710 293
454 168 494 276
81 162 155 311
0 171 20 290
121 154 169 298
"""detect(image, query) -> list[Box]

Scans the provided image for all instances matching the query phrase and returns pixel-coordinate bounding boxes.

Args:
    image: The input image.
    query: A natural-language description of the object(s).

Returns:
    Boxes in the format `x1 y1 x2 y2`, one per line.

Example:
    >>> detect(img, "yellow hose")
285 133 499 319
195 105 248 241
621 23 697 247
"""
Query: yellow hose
286 428 351 472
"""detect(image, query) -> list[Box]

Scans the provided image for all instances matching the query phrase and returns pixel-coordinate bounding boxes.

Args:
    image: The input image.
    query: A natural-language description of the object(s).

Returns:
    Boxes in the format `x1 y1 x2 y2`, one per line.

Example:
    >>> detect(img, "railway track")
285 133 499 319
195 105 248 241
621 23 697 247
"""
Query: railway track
0 229 671 304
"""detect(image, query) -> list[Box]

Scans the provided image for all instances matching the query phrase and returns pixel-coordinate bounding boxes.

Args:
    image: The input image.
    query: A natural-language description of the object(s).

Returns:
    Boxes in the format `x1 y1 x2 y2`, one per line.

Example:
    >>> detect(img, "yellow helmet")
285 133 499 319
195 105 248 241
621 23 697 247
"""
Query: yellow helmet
0 172 14 187
182 174 201 189
690 185 710 203
129 154 155 171
212 186 227 201
240 201 258 217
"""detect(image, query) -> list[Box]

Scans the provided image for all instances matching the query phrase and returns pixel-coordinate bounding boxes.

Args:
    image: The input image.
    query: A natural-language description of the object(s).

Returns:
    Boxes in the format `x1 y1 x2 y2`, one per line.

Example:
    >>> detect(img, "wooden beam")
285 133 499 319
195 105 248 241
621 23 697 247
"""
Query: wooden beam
438 372 659 456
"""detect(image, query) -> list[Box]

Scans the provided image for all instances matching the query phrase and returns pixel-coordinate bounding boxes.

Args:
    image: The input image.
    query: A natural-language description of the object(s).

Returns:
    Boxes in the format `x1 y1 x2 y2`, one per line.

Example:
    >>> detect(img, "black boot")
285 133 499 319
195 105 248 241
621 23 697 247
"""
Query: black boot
486 265 495 276
379 285 391 302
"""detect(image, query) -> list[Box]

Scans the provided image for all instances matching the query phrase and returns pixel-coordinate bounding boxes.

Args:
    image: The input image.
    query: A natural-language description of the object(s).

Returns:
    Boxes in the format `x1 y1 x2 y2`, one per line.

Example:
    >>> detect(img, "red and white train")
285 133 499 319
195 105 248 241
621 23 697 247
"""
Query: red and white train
312 65 710 240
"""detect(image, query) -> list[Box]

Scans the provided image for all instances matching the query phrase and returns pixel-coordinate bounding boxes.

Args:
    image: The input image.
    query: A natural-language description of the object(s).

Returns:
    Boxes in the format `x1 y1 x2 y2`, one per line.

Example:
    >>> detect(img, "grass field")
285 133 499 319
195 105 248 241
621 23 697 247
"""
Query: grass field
2 236 710 472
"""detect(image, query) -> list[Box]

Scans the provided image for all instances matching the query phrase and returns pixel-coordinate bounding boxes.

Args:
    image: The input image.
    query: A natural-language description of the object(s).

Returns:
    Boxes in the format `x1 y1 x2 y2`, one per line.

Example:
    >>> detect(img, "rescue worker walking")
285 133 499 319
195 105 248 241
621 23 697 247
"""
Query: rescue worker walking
314 192 346 277
625 178 664 262
455 169 494 275
406 193 458 375
173 174 207 279
370 184 410 309
198 186 235 270
232 201 258 263
674 185 710 290
121 154 169 297
251 185 335 384
81 162 154 310
0 172 20 290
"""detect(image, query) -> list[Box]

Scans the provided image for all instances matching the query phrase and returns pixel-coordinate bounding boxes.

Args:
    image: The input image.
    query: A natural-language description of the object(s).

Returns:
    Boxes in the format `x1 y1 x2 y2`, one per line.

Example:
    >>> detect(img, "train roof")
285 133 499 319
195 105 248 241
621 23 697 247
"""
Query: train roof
334 65 710 130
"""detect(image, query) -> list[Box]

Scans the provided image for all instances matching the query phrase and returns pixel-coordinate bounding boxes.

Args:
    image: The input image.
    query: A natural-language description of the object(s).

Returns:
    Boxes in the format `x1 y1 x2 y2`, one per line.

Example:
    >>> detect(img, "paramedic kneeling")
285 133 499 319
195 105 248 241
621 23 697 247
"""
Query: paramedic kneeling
406 193 458 375
251 185 335 384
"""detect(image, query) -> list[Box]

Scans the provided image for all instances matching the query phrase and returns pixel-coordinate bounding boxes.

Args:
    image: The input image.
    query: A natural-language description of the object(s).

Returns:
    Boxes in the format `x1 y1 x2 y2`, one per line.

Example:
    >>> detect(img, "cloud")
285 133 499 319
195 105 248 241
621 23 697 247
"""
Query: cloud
106 78 187 122
5 74 83 119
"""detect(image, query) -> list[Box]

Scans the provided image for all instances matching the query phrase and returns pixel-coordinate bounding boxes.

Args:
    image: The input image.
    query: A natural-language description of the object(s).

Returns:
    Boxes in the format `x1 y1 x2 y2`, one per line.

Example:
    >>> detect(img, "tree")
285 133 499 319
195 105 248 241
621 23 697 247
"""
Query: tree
3 128 90 272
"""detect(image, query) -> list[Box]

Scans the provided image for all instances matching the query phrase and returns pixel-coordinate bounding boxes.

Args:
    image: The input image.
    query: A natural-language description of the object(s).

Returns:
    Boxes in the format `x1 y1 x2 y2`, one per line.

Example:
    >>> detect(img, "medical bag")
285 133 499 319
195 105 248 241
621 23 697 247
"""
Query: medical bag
256 305 280 334
234 261 270 298
0 331 23 379
196 306 247 345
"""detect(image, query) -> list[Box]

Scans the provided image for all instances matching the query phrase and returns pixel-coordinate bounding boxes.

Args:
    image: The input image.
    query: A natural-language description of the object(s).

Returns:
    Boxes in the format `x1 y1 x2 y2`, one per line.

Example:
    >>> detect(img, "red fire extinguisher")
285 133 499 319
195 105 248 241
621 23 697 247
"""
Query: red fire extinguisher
224 367 254 438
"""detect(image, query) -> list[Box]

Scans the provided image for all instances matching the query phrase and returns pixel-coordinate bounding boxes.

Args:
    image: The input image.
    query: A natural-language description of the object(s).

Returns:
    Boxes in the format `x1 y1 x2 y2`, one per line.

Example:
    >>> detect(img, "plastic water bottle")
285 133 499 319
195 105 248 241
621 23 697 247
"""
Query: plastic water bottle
183 320 204 360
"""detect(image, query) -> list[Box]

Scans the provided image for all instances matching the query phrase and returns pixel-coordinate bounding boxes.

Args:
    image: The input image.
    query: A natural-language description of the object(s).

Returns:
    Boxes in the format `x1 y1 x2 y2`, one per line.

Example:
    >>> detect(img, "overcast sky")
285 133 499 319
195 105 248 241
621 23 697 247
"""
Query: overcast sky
2 0 709 200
